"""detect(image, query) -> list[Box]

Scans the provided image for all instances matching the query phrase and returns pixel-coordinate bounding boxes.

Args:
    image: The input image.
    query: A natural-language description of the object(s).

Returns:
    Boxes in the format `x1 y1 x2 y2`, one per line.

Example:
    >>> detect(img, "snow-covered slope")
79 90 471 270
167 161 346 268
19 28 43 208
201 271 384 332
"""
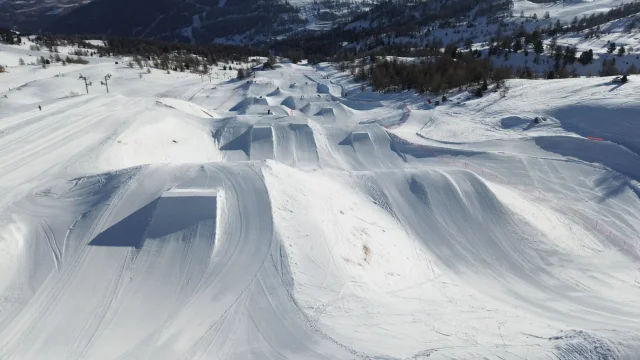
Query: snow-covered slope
1 43 640 360
0 0 91 32
514 0 639 22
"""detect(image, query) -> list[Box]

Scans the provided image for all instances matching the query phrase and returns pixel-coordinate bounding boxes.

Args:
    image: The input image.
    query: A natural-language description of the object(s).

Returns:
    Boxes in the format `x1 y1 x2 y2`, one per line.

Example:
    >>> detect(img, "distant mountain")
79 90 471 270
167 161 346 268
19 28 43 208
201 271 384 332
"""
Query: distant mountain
0 0 91 31
42 0 377 45
1 0 375 45
43 0 314 45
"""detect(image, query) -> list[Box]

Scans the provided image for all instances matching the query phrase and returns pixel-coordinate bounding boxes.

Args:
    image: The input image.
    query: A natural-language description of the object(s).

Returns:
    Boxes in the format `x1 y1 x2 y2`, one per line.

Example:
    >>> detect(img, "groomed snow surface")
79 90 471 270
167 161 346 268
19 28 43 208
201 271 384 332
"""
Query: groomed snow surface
1 43 640 360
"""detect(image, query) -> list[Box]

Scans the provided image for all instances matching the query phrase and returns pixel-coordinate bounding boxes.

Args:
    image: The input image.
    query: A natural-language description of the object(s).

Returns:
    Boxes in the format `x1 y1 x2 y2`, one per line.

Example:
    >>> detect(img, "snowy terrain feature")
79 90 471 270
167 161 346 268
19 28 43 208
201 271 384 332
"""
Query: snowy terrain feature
1 41 640 360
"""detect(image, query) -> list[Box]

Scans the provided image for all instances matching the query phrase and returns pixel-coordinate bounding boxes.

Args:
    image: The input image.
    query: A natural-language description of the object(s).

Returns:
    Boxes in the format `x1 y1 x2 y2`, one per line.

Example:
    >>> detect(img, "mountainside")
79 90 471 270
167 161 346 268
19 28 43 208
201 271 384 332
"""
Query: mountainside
0 0 91 31
43 0 373 45
46 0 307 44
1 36 640 359
3 0 640 48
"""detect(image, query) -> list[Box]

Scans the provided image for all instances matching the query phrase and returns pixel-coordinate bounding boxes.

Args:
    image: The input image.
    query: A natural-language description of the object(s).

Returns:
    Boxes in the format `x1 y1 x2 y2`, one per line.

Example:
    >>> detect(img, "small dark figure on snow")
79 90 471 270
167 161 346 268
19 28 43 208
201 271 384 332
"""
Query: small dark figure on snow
38 105 41 111
621 74 629 83
267 109 272 115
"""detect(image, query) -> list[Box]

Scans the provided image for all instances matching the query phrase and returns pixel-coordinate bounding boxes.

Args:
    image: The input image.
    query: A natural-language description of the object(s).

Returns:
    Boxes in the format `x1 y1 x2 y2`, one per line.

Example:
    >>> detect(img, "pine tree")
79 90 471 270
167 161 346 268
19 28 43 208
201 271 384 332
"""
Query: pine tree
563 46 577 64
546 38 557 56
513 38 523 53
533 39 544 55
578 49 593 65
553 45 564 63
617 46 626 57
571 16 579 30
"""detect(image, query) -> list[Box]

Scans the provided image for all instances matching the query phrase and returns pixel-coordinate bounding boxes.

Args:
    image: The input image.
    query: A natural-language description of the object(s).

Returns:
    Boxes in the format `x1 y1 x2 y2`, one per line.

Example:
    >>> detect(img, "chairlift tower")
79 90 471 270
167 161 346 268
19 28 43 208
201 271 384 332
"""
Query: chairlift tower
78 74 92 94
100 73 112 93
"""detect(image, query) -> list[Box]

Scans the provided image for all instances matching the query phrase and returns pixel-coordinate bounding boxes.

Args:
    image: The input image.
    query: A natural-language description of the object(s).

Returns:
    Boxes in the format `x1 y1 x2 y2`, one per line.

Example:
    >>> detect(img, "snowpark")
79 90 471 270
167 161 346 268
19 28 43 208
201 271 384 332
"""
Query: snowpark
1 39 640 360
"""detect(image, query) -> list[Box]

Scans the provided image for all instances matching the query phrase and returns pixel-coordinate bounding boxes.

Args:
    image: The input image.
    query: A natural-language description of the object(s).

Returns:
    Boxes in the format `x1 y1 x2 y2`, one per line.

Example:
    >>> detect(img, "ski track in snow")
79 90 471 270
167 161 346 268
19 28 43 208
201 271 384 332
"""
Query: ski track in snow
0 46 640 359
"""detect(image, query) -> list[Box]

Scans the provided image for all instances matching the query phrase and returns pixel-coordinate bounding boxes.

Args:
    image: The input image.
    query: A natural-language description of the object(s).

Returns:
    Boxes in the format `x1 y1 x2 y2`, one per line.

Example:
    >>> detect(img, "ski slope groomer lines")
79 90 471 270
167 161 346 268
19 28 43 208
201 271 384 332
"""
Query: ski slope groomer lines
386 129 640 257
0 96 148 203
0 162 354 360
142 163 353 360
381 103 411 129
0 165 203 359
143 163 274 359
0 166 153 360
262 160 640 359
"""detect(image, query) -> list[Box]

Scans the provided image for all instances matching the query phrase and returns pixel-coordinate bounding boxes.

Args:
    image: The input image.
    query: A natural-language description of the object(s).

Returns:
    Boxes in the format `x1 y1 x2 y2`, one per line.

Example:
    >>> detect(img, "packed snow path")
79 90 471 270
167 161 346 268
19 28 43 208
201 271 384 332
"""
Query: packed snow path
1 53 640 359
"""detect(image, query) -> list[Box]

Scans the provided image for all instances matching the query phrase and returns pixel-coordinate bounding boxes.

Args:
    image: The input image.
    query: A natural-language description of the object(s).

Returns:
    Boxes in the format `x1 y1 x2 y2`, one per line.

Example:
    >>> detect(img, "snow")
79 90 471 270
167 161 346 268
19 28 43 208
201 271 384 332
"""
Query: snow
1 40 640 360
85 40 106 47
514 0 639 22
340 0 640 80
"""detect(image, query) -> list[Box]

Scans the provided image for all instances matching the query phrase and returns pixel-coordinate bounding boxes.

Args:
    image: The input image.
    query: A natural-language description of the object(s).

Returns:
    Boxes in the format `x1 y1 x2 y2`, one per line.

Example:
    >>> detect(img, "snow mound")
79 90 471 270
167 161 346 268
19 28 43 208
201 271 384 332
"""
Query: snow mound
229 97 269 113
303 102 352 122
280 95 309 110
214 121 276 161
90 189 218 249
272 123 319 167
92 108 222 172
316 82 342 97
266 87 282 97
156 98 221 118
244 81 278 98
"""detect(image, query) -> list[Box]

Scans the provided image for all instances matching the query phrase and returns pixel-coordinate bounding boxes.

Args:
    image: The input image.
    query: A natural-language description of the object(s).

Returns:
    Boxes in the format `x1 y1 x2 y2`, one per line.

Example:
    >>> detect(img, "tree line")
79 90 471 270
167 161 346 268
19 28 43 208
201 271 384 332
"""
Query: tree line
0 28 22 45
33 34 264 65
346 47 511 96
